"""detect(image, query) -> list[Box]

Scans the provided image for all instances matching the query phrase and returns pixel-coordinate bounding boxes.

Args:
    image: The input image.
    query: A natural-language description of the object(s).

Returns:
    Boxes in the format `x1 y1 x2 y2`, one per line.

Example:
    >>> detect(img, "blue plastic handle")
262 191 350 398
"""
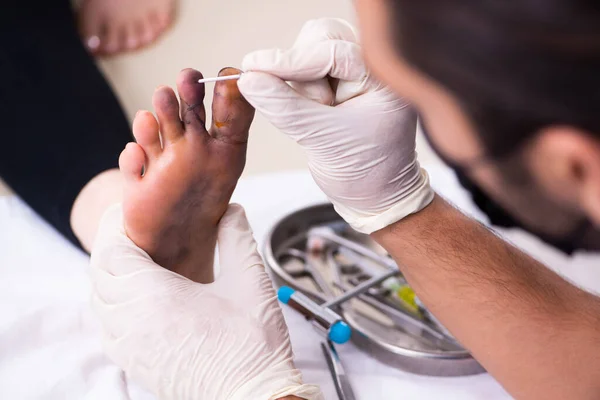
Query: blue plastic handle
329 321 352 344
277 286 295 304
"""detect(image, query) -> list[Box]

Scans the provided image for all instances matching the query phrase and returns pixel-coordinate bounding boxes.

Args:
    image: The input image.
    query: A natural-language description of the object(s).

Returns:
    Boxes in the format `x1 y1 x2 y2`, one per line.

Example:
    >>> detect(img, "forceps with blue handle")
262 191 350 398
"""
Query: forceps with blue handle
321 341 356 400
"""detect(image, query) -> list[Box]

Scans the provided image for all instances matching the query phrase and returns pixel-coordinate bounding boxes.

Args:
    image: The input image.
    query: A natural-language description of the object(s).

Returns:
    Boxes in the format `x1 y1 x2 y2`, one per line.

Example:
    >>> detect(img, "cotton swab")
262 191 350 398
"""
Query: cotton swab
197 74 242 84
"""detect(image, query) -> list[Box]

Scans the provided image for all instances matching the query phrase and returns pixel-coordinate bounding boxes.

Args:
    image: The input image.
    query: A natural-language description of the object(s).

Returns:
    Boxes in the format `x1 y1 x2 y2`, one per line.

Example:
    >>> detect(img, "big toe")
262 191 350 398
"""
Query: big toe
209 68 255 145
80 19 105 54
78 1 108 54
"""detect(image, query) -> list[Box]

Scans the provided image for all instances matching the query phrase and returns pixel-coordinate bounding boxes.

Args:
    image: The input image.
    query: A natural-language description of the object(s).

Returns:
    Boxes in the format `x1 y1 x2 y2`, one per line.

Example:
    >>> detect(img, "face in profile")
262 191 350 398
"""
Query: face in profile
354 0 600 250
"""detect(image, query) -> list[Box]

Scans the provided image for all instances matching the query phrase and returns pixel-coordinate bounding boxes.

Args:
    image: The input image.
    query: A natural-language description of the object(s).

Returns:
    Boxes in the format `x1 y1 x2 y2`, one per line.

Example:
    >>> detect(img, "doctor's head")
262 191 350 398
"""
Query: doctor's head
355 0 600 249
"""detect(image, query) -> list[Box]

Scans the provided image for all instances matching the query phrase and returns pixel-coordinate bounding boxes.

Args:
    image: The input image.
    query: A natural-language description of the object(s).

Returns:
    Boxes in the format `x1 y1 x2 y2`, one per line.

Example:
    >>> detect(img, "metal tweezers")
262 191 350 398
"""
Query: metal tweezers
321 341 356 400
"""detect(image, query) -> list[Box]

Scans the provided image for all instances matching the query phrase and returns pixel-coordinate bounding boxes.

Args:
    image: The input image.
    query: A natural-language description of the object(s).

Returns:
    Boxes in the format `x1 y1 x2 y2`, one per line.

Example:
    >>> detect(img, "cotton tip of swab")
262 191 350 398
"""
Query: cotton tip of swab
197 74 242 84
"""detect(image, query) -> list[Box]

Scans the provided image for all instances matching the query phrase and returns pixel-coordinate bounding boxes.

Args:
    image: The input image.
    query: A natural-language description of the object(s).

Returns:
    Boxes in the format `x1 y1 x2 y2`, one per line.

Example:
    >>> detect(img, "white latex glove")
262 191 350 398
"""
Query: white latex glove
90 204 323 400
238 18 434 234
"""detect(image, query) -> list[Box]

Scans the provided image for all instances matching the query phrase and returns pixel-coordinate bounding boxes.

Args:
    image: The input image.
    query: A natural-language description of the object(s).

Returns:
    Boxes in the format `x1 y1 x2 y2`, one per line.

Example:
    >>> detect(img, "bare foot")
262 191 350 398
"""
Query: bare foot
79 0 176 56
119 68 254 283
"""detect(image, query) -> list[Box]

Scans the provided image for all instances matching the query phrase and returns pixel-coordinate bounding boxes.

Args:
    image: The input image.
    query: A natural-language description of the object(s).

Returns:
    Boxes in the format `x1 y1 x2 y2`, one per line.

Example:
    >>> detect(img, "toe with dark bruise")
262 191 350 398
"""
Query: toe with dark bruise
176 68 208 133
209 67 255 145
152 86 184 142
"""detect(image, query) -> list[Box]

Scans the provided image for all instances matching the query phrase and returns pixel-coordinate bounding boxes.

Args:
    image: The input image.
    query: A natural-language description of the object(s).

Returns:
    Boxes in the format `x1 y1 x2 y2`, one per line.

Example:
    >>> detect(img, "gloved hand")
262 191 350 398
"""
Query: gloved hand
90 204 322 400
238 18 434 234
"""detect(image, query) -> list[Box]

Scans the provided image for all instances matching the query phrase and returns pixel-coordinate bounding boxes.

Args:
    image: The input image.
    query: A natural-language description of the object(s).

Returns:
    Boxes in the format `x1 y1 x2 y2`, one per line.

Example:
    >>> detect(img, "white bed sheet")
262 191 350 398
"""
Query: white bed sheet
1 166 598 400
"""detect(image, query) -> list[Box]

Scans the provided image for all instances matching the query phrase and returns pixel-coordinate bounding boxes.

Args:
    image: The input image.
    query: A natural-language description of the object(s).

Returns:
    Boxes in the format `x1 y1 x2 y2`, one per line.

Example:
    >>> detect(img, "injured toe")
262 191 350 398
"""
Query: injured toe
176 69 208 132
152 86 184 143
209 68 255 144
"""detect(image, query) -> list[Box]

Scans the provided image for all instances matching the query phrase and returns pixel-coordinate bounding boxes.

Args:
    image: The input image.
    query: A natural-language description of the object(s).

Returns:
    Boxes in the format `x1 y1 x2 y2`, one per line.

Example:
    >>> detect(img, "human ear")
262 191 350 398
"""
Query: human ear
528 126 600 226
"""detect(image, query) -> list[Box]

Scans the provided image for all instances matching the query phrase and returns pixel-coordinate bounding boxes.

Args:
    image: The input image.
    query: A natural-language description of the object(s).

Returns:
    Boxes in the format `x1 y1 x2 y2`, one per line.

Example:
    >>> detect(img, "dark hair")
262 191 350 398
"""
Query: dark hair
391 0 600 158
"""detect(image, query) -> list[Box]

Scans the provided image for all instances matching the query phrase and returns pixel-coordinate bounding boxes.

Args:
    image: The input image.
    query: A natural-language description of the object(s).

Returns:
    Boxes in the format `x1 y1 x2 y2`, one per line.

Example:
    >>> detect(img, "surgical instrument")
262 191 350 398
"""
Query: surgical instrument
320 235 457 344
345 282 459 346
322 269 399 308
278 248 335 298
308 226 397 270
278 286 352 344
321 341 356 400
277 269 397 342
264 203 484 376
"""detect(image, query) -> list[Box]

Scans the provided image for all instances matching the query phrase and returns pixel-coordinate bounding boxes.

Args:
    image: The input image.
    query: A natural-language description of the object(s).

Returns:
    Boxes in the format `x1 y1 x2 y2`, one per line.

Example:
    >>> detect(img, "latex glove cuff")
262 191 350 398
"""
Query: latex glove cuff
336 168 434 234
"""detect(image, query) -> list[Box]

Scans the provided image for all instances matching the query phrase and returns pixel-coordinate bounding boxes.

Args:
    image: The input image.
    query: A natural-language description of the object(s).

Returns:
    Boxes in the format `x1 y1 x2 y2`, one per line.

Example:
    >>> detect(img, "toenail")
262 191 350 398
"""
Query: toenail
218 67 240 76
86 36 101 50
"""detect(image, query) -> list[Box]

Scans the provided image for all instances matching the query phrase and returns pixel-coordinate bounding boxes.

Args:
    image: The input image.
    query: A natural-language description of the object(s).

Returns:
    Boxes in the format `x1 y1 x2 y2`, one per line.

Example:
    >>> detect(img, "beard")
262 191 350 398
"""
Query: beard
458 157 600 254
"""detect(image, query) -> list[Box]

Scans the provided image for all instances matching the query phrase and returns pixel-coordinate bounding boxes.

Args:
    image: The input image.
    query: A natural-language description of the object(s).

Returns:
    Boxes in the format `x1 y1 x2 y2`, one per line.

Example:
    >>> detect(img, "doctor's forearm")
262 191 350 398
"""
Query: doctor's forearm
372 195 600 400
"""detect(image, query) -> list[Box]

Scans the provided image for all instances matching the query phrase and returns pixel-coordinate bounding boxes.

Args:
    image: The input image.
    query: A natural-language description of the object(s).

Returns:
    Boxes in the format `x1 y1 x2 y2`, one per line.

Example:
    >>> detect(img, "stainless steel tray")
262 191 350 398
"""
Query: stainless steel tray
263 203 484 377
